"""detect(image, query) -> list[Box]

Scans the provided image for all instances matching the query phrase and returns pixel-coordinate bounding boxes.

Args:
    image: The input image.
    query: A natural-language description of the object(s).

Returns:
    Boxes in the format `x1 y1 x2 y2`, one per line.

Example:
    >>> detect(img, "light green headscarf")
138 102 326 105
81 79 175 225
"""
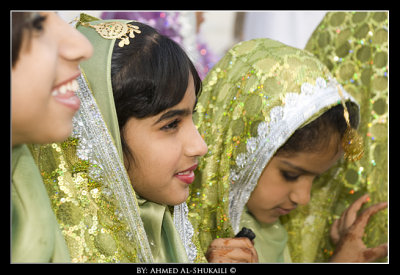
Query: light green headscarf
188 38 359 262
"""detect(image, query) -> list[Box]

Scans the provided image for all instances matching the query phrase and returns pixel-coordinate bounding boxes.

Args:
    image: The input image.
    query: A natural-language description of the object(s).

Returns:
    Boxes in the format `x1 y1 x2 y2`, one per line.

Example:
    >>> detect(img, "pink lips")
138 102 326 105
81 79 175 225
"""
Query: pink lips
51 73 81 111
275 207 296 216
175 164 198 184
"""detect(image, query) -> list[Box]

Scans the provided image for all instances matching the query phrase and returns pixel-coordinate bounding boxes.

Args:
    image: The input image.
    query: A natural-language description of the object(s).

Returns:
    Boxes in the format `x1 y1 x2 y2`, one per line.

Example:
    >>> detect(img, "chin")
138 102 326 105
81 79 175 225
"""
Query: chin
45 123 73 144
256 214 280 224
166 188 190 206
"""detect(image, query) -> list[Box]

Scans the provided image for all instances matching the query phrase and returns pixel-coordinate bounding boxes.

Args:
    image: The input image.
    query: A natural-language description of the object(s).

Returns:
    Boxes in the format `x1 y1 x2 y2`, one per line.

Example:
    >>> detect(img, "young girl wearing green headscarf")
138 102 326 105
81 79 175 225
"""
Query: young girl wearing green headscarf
30 14 207 263
11 12 92 262
188 37 387 262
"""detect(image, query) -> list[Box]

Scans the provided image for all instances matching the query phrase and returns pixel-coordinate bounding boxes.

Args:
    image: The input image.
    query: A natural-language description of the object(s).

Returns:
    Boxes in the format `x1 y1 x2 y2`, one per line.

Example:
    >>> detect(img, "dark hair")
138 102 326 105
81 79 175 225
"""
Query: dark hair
12 12 46 67
277 101 359 155
110 22 202 166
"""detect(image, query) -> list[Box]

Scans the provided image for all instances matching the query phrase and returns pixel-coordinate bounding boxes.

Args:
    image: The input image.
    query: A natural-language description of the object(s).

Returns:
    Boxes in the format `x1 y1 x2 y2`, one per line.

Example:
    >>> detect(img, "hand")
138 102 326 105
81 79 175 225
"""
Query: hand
206 237 259 263
330 194 388 262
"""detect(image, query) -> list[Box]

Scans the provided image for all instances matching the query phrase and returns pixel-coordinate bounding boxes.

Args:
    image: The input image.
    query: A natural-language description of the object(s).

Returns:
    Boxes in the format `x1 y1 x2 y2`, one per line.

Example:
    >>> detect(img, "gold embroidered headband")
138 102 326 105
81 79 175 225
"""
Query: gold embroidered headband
337 86 364 161
73 17 141 48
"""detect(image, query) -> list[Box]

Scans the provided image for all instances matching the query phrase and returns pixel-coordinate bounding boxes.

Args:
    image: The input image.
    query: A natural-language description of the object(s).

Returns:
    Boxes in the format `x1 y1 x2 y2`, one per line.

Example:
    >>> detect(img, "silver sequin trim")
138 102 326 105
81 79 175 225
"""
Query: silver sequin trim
174 202 197 262
72 74 154 262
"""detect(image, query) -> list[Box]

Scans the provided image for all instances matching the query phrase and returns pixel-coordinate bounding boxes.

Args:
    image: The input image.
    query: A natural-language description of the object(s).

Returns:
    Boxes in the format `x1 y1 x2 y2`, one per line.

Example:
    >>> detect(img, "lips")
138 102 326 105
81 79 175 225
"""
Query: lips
174 164 198 184
275 207 296 216
51 74 81 111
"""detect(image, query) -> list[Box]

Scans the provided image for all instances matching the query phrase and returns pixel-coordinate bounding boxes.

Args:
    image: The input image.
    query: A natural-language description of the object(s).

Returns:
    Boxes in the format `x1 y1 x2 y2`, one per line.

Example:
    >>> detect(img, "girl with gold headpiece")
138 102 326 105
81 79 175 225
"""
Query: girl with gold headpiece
11 12 93 262
30 14 208 263
188 37 387 262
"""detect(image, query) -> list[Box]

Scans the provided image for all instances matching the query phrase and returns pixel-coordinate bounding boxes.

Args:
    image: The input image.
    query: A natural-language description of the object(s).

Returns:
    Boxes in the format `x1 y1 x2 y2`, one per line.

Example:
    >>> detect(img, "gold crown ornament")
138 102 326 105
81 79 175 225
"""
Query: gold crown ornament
73 14 141 48
337 86 364 161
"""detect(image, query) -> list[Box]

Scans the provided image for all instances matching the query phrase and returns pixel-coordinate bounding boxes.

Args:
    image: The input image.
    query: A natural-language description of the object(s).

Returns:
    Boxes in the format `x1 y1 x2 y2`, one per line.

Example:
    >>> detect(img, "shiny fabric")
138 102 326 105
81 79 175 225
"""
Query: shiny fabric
12 145 70 263
282 11 388 262
138 198 188 262
188 38 359 262
240 208 291 262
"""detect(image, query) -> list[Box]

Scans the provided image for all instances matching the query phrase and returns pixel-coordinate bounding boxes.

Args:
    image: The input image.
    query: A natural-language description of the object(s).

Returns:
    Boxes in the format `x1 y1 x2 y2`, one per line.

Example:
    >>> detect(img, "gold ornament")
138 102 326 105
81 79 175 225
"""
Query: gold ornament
75 17 141 48
337 86 364 161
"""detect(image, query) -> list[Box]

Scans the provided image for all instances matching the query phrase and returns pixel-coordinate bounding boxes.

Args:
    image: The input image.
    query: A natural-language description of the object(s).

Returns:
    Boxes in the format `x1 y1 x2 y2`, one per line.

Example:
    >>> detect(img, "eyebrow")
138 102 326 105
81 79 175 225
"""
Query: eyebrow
153 98 198 125
279 160 320 176
154 109 192 125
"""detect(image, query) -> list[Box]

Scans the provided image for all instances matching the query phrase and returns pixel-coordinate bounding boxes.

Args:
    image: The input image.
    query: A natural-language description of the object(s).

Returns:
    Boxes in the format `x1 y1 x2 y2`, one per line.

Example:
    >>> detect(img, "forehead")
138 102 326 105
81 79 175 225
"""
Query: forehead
277 136 343 175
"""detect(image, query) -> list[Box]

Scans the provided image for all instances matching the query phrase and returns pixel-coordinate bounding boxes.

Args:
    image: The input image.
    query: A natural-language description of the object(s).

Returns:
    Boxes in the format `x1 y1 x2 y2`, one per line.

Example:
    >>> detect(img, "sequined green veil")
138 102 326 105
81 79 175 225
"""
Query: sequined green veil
188 38 359 262
283 11 388 262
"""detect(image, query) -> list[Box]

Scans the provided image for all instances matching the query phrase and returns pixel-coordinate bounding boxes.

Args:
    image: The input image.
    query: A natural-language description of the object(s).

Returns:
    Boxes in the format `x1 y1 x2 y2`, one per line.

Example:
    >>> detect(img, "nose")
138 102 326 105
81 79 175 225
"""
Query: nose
184 122 208 158
289 178 312 206
57 15 93 64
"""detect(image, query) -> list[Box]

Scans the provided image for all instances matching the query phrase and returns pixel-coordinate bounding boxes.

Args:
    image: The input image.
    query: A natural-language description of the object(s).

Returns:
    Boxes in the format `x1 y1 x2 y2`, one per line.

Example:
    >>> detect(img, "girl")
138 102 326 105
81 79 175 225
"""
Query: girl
31 14 207 262
188 38 387 262
11 12 92 262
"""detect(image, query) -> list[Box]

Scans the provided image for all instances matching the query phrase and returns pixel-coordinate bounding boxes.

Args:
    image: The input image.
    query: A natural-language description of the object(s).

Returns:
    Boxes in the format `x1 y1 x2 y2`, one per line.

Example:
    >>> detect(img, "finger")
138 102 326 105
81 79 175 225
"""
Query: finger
363 243 388 262
206 247 256 263
209 237 254 249
344 194 371 228
353 202 388 233
330 219 340 244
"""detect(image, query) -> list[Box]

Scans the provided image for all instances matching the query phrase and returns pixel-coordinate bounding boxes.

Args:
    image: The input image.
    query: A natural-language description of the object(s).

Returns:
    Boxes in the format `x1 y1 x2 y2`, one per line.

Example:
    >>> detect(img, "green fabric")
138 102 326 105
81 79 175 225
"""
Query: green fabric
77 16 123 161
283 11 388 263
138 198 188 263
77 15 188 263
11 145 70 263
239 207 290 262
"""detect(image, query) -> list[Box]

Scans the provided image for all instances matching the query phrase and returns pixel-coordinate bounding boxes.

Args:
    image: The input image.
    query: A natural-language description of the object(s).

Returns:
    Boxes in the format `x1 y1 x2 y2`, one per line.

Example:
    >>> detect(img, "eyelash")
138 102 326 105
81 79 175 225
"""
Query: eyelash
160 119 181 131
281 171 300 182
31 14 47 31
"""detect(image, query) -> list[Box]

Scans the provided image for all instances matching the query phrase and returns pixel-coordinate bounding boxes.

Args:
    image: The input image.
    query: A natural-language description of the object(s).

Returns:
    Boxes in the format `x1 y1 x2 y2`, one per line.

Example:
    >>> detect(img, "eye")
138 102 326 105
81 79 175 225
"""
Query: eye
31 13 47 31
160 118 181 131
281 171 300 182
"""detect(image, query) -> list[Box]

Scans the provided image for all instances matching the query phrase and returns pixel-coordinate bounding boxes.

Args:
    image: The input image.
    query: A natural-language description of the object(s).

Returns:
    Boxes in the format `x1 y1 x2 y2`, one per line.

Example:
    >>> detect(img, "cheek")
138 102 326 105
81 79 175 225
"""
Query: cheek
246 165 289 213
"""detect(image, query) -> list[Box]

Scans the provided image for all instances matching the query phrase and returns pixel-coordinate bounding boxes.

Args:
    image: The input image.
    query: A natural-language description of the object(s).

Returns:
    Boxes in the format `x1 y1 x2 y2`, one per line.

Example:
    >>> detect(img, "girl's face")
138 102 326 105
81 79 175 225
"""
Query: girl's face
123 75 208 206
246 134 343 224
12 12 93 146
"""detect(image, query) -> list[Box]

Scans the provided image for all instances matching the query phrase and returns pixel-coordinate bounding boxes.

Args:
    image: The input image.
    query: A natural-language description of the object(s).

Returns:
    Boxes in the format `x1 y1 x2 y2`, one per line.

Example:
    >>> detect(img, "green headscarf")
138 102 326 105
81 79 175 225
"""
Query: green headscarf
285 11 388 262
76 15 200 263
188 38 359 262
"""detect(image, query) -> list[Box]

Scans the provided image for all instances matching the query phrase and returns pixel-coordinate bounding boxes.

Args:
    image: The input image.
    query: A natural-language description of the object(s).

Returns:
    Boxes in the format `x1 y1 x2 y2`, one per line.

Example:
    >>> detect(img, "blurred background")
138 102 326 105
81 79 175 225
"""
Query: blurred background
59 11 327 78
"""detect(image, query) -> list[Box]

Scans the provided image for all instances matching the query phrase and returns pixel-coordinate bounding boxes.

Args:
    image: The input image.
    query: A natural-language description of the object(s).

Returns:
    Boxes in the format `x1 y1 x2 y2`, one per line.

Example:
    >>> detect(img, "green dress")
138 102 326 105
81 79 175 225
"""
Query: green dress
12 145 70 263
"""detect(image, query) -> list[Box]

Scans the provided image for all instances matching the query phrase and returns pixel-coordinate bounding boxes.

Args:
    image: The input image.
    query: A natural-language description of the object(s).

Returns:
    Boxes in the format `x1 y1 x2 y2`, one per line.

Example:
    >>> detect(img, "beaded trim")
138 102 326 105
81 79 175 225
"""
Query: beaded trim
72 74 154 262
228 77 358 233
174 202 197 262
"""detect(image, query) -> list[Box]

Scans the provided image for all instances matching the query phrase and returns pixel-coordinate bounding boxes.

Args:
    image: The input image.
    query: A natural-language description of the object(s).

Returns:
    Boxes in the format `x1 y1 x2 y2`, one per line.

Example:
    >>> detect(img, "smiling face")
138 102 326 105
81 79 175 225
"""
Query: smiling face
123 75 208 206
11 12 93 146
246 133 343 224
